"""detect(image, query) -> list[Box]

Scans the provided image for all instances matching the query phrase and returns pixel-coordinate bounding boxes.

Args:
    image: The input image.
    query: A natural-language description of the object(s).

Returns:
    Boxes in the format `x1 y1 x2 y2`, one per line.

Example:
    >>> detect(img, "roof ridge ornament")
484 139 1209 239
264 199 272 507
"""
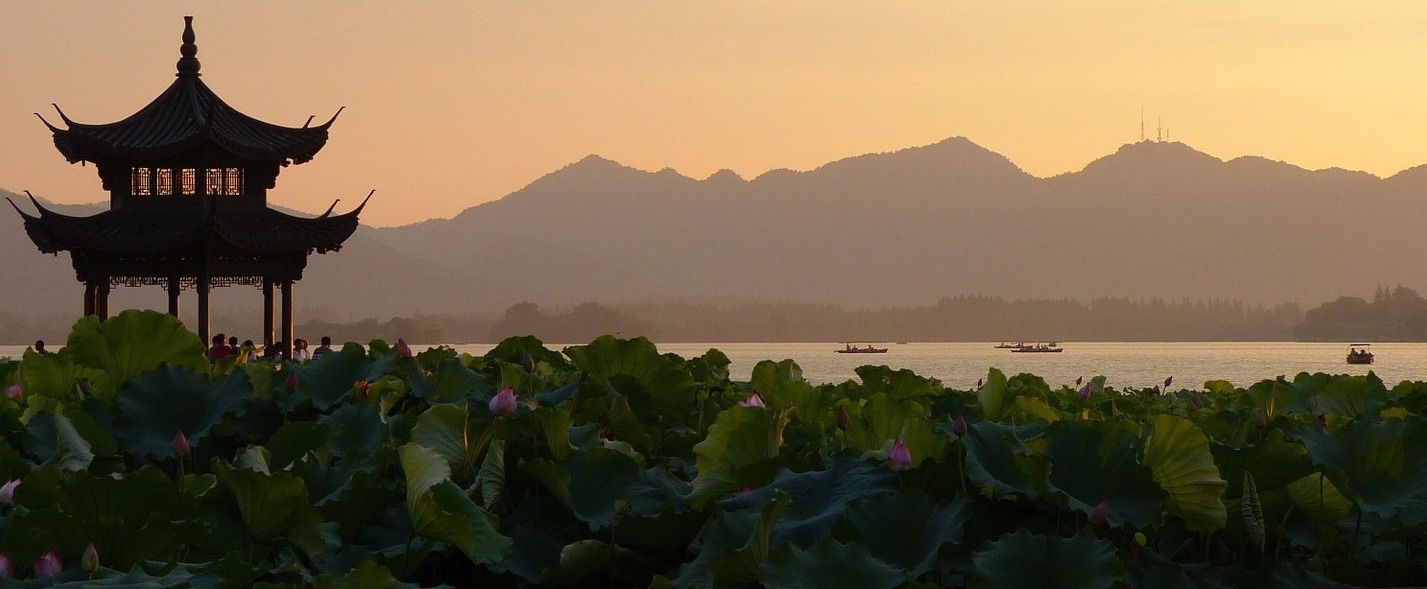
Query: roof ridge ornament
176 16 201 78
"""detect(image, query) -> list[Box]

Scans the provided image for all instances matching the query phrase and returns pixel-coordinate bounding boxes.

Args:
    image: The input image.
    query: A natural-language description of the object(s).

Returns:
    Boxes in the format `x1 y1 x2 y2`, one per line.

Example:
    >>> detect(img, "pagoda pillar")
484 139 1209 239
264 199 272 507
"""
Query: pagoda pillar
280 280 294 358
96 281 111 321
83 282 97 317
263 279 275 347
167 276 181 317
196 277 211 346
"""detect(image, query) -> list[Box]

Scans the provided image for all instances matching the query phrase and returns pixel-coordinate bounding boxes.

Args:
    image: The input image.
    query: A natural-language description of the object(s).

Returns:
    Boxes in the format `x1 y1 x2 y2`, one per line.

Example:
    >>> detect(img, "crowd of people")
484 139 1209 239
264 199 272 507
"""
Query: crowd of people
206 334 334 364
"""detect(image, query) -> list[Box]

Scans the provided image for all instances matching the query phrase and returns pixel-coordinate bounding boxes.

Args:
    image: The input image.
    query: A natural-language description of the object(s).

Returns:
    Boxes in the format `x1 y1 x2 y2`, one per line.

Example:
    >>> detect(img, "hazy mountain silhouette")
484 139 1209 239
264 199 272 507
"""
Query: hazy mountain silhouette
6 137 1427 327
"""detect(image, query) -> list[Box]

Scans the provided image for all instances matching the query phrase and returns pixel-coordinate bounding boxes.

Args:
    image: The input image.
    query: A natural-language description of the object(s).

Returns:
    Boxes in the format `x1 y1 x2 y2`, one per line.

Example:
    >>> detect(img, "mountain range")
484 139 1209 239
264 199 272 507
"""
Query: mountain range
4 137 1425 334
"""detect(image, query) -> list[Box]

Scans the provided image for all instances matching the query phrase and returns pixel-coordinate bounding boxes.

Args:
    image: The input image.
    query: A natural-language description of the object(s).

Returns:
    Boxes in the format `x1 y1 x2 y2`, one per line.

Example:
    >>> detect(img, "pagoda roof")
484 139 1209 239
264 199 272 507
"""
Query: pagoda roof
38 17 339 166
9 195 366 256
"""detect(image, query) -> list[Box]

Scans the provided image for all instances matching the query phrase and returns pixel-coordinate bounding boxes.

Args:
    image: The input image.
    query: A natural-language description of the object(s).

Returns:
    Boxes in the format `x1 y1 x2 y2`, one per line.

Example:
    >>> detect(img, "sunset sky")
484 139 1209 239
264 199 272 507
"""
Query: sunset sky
3 2 1426 227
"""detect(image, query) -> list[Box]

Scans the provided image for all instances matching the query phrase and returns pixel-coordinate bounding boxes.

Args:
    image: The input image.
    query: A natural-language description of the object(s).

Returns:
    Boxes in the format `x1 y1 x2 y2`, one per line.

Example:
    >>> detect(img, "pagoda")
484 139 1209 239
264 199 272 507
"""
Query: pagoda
10 16 366 352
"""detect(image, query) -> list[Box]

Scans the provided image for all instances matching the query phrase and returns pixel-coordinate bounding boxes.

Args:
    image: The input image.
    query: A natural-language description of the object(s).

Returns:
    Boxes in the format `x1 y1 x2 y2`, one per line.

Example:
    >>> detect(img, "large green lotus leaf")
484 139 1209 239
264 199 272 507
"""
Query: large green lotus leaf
715 453 898 547
113 365 250 460
266 421 328 470
486 335 572 372
1145 414 1228 531
971 529 1124 589
318 403 386 462
761 537 904 589
1247 378 1301 420
539 446 687 529
845 490 966 577
670 495 790 589
978 368 1012 422
283 343 386 411
540 539 636 585
495 494 582 582
23 411 95 473
10 466 197 570
753 361 828 422
1212 428 1315 494
399 442 513 565
411 404 473 474
1011 396 1062 424
1285 472 1353 528
533 406 576 461
843 392 925 454
426 357 488 404
310 559 408 589
688 405 784 507
1291 419 1427 527
854 364 940 402
564 336 697 421
65 310 207 385
1045 420 1167 528
1310 373 1390 421
608 394 657 453
21 348 112 403
961 420 1050 499
686 348 732 384
213 462 325 558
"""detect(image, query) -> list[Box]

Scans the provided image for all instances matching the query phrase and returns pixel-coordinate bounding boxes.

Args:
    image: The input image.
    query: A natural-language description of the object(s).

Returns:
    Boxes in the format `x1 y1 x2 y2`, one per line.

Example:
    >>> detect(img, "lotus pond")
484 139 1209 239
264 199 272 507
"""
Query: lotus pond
0 309 1425 588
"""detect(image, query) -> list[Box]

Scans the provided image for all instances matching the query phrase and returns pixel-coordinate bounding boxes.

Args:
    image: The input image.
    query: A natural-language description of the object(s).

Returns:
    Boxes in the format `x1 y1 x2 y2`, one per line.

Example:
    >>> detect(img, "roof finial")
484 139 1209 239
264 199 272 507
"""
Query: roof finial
176 15 201 77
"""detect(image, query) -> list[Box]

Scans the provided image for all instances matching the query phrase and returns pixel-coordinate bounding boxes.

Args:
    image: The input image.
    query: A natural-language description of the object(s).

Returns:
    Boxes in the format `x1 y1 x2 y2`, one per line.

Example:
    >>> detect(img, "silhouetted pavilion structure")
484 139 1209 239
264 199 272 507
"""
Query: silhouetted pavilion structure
10 16 365 350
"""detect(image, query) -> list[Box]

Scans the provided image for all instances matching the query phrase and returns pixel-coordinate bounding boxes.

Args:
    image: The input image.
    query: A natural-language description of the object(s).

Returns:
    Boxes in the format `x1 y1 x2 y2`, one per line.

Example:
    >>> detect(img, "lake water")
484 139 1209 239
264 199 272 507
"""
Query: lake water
3 341 1418 390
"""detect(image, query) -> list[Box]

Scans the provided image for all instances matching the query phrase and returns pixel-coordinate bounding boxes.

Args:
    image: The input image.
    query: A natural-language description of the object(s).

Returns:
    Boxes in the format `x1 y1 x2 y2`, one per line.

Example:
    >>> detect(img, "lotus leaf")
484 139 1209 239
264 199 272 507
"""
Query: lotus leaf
716 453 899 547
761 537 904 589
970 529 1124 588
845 490 966 577
112 365 250 460
1044 419 1167 528
1292 418 1427 528
64 310 207 386
399 442 512 566
687 405 784 507
1144 414 1228 531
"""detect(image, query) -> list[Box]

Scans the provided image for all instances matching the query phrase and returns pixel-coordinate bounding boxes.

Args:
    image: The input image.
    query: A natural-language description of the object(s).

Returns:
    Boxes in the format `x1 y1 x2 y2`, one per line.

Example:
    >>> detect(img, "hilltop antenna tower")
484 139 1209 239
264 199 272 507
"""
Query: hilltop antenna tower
1140 107 1145 142
1157 116 1163 142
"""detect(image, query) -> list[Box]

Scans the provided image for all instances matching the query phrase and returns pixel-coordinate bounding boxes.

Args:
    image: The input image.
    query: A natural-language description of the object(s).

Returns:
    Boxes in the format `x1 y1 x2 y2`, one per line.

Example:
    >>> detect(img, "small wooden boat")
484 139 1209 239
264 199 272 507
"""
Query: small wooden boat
1346 344 1373 365
836 344 888 354
1011 341 1063 353
994 342 1026 349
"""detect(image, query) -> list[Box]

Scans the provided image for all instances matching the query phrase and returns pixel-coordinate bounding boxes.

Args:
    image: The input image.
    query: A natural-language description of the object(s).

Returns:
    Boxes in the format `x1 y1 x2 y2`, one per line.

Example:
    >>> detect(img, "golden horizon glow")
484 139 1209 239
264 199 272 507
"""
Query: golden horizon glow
3 2 1427 227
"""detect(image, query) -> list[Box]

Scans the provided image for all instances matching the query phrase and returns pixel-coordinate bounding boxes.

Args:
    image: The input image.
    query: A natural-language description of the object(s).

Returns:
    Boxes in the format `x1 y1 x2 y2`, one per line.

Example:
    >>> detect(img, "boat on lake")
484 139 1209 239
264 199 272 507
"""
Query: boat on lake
836 343 888 354
994 342 1026 349
1346 344 1374 365
1011 341 1063 353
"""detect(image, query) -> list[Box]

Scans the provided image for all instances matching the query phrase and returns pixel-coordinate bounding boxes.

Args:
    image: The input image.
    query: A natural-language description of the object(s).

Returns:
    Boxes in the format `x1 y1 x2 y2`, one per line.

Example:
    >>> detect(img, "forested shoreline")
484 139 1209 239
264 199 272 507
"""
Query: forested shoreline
7 287 1426 346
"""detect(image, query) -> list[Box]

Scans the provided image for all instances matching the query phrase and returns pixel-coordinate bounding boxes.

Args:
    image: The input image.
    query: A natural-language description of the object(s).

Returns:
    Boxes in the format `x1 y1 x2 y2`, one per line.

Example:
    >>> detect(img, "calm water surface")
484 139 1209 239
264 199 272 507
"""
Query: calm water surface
4 341 1419 390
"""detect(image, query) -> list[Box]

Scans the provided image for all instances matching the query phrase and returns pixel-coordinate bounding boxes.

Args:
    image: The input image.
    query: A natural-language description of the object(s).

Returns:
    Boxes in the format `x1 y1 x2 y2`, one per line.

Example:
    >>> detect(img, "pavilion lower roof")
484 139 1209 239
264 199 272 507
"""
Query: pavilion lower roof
16 204 359 255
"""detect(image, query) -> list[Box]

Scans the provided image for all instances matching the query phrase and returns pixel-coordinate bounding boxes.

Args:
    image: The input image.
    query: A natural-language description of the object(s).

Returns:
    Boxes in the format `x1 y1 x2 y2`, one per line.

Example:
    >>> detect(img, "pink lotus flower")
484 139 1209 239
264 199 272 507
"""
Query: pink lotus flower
1077 382 1091 401
1091 499 1110 523
173 430 190 457
740 392 765 408
81 543 98 575
952 414 968 437
886 438 912 471
34 550 61 578
0 553 11 578
489 387 518 416
0 479 20 505
5 384 20 400
396 338 413 360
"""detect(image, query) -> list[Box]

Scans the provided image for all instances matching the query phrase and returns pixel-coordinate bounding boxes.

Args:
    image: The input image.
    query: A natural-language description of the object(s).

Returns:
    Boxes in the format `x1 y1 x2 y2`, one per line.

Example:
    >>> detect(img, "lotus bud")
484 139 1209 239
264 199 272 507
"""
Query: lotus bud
740 392 765 408
0 554 11 579
1164 376 1173 389
0 479 19 505
1191 390 1202 407
976 378 983 389
34 550 62 578
953 414 968 437
1307 395 1318 411
489 387 518 416
1077 382 1091 401
835 405 850 431
521 350 536 373
396 338 412 360
76 379 92 397
1090 499 1110 523
82 543 98 575
886 438 912 471
1317 413 1327 427
285 369 299 391
4 384 19 400
173 430 190 457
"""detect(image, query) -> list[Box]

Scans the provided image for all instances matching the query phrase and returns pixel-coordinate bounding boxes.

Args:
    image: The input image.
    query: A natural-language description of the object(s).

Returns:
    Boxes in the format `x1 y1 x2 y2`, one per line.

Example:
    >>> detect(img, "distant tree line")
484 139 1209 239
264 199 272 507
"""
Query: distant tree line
22 289 1427 346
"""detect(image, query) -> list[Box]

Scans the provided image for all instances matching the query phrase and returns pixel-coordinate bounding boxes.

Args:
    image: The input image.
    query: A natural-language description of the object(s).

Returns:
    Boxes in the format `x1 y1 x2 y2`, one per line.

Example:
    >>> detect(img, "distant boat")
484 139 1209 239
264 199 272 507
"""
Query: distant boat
836 343 888 354
1011 341 1063 353
994 342 1026 349
1346 344 1373 365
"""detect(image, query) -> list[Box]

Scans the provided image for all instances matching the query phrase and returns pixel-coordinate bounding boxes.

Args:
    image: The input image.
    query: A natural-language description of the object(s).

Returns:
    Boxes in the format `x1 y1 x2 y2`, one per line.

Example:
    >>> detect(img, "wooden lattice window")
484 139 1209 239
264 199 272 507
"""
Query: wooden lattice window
180 169 198 196
156 169 174 195
224 168 244 196
130 168 152 196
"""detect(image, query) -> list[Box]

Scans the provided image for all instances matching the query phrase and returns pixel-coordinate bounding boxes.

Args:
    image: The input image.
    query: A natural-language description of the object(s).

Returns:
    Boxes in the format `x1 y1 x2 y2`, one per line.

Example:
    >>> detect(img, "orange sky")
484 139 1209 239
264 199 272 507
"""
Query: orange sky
3 2 1427 227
